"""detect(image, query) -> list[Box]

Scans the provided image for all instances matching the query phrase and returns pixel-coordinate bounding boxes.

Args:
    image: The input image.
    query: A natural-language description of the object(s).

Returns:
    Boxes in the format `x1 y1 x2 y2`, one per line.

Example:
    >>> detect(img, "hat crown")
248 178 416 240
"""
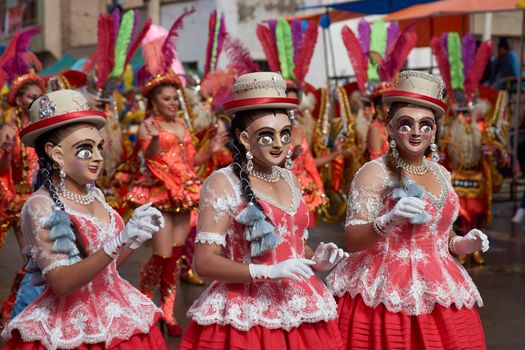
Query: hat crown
232 72 288 99
30 90 90 123
395 70 445 102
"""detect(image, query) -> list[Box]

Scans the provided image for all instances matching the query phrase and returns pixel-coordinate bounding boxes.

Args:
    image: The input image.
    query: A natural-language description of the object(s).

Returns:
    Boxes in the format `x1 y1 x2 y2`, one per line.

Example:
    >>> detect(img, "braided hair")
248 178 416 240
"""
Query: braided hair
34 122 90 257
230 108 288 210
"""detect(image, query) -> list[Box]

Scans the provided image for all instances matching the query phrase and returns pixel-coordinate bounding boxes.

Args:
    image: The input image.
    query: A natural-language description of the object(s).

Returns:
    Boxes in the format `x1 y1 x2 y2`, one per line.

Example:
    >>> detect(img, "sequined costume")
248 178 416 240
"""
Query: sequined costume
127 118 201 212
291 126 327 226
326 157 486 349
2 189 166 350
180 166 343 350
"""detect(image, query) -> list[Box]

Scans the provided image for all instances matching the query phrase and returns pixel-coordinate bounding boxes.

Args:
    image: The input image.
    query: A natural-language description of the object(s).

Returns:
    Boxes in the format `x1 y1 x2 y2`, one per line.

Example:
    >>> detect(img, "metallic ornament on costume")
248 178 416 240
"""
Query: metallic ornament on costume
246 150 254 173
430 142 440 162
389 139 399 159
39 95 56 120
249 166 280 183
395 157 429 176
285 149 294 170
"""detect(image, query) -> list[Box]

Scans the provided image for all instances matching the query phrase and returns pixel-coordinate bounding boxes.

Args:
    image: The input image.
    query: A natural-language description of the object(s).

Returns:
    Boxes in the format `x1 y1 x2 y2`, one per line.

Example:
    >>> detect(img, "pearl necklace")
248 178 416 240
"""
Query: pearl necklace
249 166 280 183
395 157 429 176
59 188 96 205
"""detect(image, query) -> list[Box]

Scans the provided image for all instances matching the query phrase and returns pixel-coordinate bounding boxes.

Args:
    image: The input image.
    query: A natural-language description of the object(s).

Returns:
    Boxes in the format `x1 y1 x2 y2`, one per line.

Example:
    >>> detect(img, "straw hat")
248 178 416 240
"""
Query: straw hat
223 72 298 114
382 70 447 116
20 90 107 147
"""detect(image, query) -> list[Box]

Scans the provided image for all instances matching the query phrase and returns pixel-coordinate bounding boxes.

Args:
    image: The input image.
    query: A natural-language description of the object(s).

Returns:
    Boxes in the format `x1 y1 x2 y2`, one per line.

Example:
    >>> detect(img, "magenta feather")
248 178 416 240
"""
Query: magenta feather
2 26 41 81
464 41 492 100
386 22 399 53
293 21 318 88
268 19 277 43
462 33 476 78
256 24 280 72
161 8 196 73
440 32 448 56
223 34 260 75
291 18 303 60
204 10 217 77
136 65 151 87
125 17 152 67
342 25 367 93
112 7 121 35
380 25 417 82
357 19 371 54
431 36 452 95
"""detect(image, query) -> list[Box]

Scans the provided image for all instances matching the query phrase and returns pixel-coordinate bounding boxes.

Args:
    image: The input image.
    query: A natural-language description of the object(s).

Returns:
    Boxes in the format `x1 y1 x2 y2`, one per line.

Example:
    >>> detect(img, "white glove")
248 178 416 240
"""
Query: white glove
249 258 315 282
450 229 489 255
128 205 165 250
375 197 426 235
103 203 162 258
311 242 349 272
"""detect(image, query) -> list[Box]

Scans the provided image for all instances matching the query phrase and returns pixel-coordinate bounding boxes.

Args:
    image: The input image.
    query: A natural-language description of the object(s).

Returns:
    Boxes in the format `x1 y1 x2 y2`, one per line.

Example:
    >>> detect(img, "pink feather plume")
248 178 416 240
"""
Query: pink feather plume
204 10 217 77
142 37 164 77
431 36 452 95
293 20 318 88
256 24 280 72
161 8 196 73
464 41 492 100
380 23 417 82
341 25 367 93
1 26 41 82
96 14 115 89
223 34 259 75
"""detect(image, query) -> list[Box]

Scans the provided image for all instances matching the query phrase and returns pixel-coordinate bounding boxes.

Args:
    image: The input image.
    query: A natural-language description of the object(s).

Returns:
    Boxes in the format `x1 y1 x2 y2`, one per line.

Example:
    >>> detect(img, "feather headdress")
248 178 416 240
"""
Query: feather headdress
431 32 492 102
223 34 260 76
293 20 318 89
341 25 368 93
275 18 295 79
256 24 280 72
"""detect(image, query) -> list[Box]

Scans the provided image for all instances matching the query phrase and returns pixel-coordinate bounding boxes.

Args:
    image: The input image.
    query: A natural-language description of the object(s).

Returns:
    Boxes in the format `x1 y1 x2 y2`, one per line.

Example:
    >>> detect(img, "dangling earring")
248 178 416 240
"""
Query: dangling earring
389 140 399 159
246 150 254 173
430 141 440 162
285 149 294 170
59 167 66 191
288 109 295 122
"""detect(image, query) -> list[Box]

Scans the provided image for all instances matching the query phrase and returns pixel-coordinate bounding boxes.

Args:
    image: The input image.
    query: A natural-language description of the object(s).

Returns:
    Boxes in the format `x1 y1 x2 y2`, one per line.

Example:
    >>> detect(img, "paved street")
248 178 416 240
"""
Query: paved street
1 199 524 349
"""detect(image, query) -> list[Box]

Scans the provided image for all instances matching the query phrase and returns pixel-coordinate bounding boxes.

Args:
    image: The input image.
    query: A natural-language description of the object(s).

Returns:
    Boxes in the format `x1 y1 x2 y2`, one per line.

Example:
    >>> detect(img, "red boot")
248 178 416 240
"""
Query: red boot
139 254 164 299
159 245 184 337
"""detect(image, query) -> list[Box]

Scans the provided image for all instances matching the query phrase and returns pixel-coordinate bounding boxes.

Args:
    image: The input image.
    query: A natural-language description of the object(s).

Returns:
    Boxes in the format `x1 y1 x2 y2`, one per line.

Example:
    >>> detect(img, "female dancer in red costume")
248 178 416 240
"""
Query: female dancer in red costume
180 72 347 350
0 28 45 328
2 90 167 350
128 72 227 336
326 71 489 349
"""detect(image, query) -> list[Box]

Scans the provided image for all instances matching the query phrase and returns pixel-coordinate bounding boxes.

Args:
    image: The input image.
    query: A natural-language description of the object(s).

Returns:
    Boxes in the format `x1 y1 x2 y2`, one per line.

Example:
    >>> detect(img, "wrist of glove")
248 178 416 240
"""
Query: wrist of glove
311 242 349 272
449 229 489 255
374 197 426 236
249 258 315 282
103 203 164 258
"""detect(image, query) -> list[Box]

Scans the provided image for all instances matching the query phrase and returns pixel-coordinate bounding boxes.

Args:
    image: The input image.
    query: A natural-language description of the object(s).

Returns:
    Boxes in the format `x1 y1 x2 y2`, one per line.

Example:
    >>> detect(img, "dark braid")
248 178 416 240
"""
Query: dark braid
34 123 91 258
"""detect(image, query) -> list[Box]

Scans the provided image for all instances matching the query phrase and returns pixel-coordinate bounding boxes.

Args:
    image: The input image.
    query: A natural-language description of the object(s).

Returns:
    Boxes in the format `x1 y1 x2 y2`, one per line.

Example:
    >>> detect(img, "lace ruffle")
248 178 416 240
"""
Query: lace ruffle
195 231 226 247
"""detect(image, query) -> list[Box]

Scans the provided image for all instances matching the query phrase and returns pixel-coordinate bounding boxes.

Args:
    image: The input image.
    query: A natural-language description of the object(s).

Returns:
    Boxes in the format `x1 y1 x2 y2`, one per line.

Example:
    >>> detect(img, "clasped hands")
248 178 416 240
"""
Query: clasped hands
249 242 348 282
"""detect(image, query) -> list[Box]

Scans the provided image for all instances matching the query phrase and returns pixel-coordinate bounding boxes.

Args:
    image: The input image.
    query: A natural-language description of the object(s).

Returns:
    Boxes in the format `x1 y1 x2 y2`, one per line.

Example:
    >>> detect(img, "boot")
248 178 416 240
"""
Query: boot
0 268 25 331
159 245 184 337
471 251 485 265
179 254 204 286
139 254 164 299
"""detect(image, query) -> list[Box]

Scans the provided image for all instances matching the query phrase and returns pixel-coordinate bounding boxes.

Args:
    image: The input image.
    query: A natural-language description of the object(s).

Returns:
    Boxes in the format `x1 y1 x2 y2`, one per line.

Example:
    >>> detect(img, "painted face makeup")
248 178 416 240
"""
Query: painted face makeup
241 112 292 168
51 125 105 185
389 105 436 159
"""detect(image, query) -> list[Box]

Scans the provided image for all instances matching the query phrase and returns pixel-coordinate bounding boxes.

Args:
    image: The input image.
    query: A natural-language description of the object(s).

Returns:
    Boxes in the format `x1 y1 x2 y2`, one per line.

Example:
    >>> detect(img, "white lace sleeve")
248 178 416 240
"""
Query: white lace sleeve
21 194 73 276
345 160 390 227
195 171 239 247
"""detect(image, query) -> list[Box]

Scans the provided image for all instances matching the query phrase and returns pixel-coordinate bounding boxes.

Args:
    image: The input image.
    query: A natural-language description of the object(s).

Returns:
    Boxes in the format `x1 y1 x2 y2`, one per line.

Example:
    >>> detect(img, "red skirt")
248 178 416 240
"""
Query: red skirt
3 324 167 350
179 320 344 350
337 293 486 350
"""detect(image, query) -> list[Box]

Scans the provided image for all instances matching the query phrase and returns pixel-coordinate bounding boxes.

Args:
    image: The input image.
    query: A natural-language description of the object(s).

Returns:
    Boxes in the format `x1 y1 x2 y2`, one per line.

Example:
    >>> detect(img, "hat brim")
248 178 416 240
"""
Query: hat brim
21 111 107 147
223 97 299 114
383 91 446 116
